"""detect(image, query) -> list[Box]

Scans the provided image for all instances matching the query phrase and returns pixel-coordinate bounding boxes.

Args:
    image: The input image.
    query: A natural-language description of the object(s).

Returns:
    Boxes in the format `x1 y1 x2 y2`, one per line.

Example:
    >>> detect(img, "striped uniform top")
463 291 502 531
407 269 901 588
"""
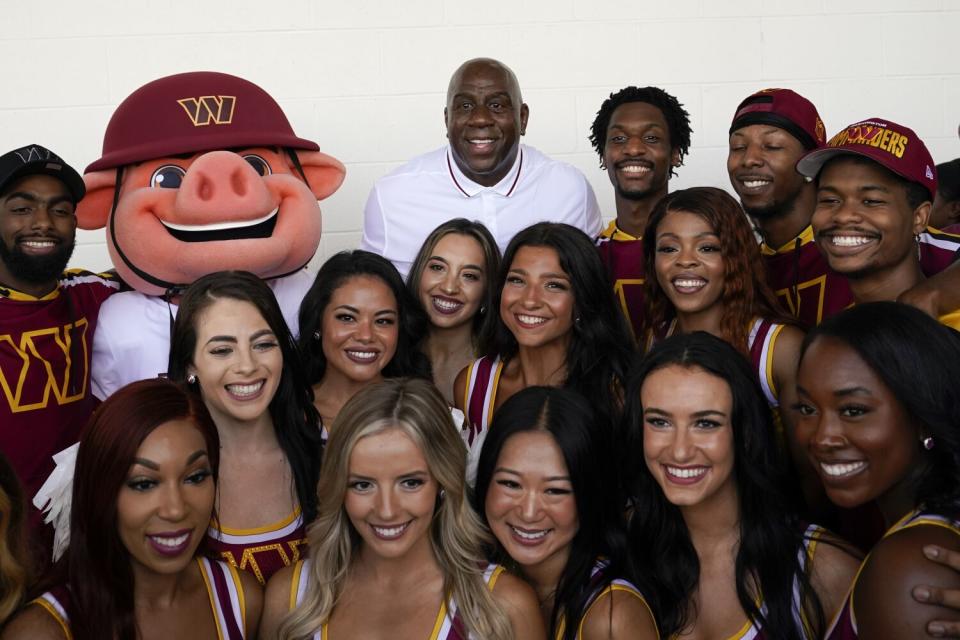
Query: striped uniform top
206 508 307 585
555 559 658 639
32 557 248 639
461 355 505 443
288 559 505 639
825 509 960 639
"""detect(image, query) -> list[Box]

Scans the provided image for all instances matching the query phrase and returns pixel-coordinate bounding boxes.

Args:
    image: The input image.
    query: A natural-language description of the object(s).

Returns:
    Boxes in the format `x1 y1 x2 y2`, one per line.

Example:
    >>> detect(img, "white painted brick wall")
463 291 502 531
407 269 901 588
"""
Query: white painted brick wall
1 0 957 275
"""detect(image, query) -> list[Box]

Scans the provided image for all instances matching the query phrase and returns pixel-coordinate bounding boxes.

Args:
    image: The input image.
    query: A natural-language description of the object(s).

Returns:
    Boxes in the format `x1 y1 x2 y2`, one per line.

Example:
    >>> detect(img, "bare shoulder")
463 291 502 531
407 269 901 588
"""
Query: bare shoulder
808 531 862 618
773 324 804 371
855 521 960 640
579 587 659 640
237 568 264 635
259 564 297 639
490 571 546 640
453 364 471 412
0 603 69 640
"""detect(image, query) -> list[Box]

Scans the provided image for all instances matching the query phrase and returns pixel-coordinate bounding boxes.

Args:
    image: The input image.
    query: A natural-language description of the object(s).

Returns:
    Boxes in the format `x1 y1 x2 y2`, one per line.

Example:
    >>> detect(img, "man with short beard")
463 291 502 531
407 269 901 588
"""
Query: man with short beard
0 145 118 558
590 86 691 339
728 89 960 327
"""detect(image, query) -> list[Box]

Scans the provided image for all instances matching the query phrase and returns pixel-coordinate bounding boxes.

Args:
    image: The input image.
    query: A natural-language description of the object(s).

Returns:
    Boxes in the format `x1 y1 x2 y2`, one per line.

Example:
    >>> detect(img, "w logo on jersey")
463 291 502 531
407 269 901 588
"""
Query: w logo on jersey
0 321 89 412
177 95 237 126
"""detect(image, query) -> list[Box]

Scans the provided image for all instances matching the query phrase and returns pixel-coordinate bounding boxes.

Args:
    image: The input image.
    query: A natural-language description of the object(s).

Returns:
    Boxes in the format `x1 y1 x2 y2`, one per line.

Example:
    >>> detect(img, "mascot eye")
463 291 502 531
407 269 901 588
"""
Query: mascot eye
243 154 272 177
150 165 186 189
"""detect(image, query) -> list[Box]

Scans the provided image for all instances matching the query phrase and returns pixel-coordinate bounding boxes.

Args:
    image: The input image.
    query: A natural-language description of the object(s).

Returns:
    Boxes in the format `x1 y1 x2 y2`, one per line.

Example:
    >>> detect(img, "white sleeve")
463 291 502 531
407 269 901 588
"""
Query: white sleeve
90 306 120 400
359 183 387 256
581 177 603 237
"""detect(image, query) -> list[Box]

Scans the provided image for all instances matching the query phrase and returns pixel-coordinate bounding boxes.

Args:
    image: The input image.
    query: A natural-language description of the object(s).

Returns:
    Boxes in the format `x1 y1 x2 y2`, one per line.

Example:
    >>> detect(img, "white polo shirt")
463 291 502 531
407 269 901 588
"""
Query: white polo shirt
361 143 602 279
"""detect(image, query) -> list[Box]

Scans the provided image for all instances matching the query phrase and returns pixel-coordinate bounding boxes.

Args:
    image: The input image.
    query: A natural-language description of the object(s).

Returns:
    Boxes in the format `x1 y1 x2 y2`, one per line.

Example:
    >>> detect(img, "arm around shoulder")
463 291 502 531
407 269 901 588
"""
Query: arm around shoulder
0 603 70 640
258 564 296 640
491 571 546 640
808 532 862 621
579 588 659 640
855 523 960 640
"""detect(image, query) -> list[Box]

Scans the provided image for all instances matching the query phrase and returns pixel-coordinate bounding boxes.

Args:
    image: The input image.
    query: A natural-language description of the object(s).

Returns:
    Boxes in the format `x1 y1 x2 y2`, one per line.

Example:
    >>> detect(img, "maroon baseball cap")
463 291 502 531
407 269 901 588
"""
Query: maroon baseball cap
729 88 826 150
797 118 938 200
86 71 319 172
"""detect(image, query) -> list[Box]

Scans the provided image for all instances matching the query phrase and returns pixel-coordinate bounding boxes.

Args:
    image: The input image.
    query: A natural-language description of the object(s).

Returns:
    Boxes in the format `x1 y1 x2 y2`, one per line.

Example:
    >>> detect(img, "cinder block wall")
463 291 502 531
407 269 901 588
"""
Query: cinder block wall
2 0 957 273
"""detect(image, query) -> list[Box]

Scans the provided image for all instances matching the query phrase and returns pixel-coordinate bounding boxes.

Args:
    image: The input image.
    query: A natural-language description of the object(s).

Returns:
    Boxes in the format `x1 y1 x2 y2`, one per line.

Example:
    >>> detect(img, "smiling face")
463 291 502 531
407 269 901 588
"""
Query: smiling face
0 174 77 293
320 275 400 385
653 210 726 317
344 427 438 560
116 418 215 575
500 245 575 351
484 430 578 575
793 336 921 510
603 101 678 202
641 365 737 510
812 156 925 279
189 297 282 426
418 233 487 330
727 124 808 220
445 60 529 187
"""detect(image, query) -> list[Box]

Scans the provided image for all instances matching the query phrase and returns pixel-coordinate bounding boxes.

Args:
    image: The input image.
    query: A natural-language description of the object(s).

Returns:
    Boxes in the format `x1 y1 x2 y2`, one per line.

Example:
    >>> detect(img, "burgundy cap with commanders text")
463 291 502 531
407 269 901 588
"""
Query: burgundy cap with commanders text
86 71 319 173
796 118 937 201
729 88 826 150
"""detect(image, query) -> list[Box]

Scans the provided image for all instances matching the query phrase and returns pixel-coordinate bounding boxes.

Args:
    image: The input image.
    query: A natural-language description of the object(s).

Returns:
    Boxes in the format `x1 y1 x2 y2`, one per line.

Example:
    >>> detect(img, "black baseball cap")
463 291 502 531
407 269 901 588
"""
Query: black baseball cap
0 144 85 203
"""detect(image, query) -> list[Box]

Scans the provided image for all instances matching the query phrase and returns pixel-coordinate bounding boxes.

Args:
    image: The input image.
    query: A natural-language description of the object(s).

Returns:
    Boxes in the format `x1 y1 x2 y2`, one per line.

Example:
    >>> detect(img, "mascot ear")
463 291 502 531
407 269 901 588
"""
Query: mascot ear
76 170 118 230
289 151 346 201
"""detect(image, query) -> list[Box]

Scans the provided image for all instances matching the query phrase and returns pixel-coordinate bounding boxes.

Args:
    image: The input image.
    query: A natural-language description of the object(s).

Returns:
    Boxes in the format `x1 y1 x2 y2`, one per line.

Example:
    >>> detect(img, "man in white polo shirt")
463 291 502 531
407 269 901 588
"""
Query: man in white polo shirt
361 57 602 279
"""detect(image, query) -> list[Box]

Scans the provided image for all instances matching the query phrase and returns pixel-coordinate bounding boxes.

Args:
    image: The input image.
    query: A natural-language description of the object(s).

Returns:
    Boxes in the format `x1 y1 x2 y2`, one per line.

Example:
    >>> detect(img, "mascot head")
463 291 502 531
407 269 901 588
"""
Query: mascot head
78 71 345 296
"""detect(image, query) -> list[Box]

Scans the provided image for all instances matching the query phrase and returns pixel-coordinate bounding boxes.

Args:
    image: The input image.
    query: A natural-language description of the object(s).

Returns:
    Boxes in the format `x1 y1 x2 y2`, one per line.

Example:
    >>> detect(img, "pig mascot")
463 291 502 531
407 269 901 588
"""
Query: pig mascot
77 71 345 399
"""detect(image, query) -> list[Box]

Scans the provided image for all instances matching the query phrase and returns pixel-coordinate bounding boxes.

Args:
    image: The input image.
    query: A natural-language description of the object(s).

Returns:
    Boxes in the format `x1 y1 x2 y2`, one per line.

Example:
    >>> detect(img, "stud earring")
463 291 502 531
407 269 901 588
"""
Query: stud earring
803 175 814 183
313 330 321 341
187 374 197 385
479 305 486 315
923 436 935 450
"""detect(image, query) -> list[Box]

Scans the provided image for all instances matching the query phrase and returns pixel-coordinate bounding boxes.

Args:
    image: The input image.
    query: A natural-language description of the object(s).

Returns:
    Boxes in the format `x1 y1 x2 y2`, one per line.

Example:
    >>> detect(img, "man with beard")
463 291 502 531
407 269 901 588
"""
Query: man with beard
361 57 601 279
0 145 118 558
728 89 960 327
590 86 691 338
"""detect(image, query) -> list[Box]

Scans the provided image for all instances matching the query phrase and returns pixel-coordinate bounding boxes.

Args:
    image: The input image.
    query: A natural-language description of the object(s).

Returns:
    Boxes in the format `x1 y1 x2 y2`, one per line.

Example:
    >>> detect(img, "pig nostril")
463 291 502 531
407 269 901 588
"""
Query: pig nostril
231 169 247 197
198 176 214 201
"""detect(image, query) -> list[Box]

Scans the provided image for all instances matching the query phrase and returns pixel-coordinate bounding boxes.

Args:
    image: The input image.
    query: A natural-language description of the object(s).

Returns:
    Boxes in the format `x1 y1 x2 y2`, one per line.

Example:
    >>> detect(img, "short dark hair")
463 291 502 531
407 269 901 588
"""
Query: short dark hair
801 302 960 516
937 159 960 203
297 251 432 384
589 86 692 176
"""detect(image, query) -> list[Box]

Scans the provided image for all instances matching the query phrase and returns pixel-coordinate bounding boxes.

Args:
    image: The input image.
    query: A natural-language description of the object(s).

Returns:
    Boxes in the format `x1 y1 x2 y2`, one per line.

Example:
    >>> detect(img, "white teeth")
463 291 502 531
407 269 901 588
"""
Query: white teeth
820 461 867 477
150 533 189 547
372 523 407 538
226 381 264 397
468 139 495 145
831 236 873 247
665 466 707 479
673 278 706 288
742 179 771 189
510 525 549 540
21 240 56 248
347 350 377 361
433 297 463 312
620 165 650 174
160 207 278 232
516 314 547 326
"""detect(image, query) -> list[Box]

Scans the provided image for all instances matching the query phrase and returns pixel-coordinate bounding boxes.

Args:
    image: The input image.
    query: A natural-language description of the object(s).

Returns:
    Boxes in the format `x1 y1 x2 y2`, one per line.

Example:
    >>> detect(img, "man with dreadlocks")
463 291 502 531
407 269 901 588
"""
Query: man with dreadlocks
0 144 119 562
590 86 692 339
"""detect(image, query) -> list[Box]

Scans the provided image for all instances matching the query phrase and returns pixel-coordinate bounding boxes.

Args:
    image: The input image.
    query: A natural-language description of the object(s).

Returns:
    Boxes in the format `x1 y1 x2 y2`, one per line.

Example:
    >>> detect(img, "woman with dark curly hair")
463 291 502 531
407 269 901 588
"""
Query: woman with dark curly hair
454 222 633 449
297 251 432 429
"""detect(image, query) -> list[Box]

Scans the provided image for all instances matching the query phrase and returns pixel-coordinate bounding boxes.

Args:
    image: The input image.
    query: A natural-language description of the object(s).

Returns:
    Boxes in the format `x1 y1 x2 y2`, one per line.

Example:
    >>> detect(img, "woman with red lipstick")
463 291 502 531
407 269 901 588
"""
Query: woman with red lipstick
260 378 543 639
168 271 322 585
297 251 431 428
454 222 632 448
473 387 659 640
2 379 261 639
408 219 501 404
793 303 960 639
623 332 858 640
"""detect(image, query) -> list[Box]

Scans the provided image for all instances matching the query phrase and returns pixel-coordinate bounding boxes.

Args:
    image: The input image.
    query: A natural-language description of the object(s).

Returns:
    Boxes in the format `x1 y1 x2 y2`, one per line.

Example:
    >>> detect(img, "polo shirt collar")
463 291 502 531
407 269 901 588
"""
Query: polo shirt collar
446 145 523 198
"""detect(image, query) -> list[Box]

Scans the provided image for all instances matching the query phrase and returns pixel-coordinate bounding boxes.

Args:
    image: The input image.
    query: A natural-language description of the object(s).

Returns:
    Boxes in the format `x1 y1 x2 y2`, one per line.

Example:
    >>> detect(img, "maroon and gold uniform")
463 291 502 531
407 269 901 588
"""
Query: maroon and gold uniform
0 269 118 502
596 221 645 340
206 508 307 585
762 225 960 327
